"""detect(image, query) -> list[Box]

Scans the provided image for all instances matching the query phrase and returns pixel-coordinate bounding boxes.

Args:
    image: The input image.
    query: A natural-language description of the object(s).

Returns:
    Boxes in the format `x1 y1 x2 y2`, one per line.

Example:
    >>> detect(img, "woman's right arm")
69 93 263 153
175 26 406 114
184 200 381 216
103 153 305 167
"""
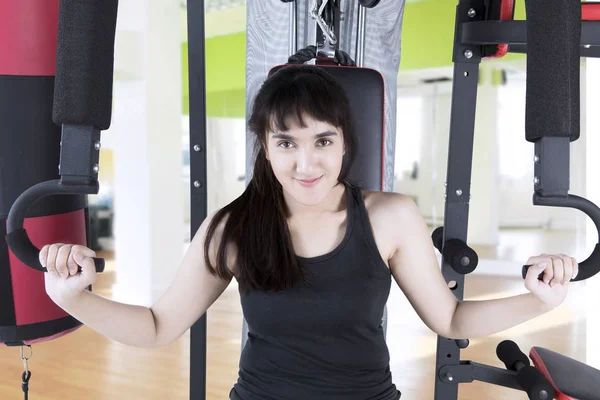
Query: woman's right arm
41 211 233 348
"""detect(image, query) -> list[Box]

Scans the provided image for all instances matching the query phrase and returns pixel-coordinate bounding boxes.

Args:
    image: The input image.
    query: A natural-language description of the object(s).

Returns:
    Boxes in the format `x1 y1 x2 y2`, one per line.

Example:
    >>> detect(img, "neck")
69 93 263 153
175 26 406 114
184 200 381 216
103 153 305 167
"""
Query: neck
284 182 346 219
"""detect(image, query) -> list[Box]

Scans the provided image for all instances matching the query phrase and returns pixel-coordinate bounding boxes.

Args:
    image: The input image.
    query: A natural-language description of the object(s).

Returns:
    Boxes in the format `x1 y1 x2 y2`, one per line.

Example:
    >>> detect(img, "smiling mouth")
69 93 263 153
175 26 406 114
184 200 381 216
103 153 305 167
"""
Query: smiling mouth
298 177 321 183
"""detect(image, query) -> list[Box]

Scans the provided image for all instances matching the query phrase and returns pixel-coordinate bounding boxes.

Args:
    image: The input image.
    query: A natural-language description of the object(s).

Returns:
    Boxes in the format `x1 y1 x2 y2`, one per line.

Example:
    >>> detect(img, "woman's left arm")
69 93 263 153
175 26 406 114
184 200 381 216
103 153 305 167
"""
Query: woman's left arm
386 194 578 339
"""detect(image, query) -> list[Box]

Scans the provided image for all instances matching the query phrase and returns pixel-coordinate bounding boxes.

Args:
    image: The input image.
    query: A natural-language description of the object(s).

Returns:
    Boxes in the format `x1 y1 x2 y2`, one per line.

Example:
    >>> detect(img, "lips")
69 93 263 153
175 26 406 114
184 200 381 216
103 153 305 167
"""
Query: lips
298 177 320 183
296 176 322 187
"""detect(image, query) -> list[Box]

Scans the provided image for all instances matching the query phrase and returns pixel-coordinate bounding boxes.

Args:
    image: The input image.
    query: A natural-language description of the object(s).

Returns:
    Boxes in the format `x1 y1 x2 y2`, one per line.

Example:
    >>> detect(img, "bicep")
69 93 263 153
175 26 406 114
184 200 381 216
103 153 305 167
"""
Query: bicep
150 213 233 347
388 197 458 338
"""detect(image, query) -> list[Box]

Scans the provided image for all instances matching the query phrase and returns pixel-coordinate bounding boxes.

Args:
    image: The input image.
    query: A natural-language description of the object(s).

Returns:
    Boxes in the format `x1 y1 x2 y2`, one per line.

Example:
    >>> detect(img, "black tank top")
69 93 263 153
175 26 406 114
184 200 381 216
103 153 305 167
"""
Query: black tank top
229 182 401 400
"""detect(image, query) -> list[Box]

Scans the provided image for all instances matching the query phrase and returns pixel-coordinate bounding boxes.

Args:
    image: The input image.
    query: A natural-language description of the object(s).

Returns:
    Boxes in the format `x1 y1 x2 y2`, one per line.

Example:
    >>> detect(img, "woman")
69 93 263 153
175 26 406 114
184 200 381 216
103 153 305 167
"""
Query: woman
40 65 578 400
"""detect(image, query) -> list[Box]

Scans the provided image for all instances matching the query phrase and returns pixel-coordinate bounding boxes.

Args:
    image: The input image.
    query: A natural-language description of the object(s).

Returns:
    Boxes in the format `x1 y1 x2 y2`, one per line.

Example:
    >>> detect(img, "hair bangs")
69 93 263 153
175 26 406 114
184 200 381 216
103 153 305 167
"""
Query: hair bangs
251 70 346 138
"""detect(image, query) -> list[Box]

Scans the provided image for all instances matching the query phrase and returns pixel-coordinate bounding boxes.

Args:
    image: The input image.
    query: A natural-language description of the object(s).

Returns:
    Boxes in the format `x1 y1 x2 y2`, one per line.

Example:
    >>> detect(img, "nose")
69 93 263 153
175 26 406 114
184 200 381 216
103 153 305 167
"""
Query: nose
296 147 318 175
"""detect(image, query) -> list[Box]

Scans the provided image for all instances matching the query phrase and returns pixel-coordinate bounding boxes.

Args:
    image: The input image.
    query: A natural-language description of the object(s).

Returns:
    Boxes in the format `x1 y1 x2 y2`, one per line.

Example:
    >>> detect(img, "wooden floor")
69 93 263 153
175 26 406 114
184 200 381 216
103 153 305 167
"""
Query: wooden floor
0 230 590 400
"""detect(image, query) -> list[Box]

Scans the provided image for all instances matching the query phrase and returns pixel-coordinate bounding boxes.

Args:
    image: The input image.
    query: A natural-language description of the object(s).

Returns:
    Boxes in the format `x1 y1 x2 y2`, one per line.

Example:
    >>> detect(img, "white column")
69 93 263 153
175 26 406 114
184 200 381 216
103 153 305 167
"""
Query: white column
105 0 184 306
584 58 600 368
467 66 499 247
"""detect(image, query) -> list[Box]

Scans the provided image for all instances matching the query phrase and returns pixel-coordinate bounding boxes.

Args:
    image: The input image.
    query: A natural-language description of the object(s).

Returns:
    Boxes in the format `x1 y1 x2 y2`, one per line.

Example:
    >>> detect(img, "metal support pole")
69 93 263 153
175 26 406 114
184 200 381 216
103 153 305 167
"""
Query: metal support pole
289 1 297 56
355 3 366 67
187 0 208 399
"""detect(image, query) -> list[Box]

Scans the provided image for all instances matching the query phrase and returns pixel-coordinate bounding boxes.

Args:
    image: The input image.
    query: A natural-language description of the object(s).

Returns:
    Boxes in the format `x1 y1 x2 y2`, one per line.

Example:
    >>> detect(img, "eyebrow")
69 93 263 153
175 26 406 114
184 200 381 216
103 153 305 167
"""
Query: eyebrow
271 131 338 140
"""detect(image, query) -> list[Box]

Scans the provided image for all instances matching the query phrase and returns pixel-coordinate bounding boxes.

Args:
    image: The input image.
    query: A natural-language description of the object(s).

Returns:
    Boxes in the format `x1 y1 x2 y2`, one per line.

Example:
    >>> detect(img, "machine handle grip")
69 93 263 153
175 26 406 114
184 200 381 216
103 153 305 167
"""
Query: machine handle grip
5 179 105 273
522 242 600 282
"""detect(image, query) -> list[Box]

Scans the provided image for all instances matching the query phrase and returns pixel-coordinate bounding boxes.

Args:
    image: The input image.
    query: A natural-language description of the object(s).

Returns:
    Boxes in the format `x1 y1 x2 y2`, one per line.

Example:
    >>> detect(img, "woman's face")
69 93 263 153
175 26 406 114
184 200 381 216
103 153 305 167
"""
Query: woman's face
265 115 345 208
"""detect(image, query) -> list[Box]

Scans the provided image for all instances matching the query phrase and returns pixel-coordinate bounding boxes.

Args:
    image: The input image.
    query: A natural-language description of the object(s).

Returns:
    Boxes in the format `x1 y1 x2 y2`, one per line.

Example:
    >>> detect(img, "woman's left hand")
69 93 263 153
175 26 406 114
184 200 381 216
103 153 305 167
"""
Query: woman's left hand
524 254 579 309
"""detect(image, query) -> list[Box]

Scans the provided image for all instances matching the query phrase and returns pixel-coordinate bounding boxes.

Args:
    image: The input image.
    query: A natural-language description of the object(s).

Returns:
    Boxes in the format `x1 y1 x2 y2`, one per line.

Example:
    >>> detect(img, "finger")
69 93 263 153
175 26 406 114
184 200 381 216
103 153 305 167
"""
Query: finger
572 257 579 279
77 254 97 285
525 262 546 286
540 258 554 284
67 249 79 276
550 256 564 286
56 245 72 278
526 254 548 266
559 254 573 284
46 244 62 275
72 245 96 259
39 245 50 268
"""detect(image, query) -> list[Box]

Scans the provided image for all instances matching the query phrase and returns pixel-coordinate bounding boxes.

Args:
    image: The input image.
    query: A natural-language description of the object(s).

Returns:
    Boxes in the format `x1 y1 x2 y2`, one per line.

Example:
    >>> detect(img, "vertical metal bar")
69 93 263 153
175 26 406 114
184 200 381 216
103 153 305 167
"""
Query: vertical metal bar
187 0 208 399
355 3 366 67
433 0 483 398
289 1 297 56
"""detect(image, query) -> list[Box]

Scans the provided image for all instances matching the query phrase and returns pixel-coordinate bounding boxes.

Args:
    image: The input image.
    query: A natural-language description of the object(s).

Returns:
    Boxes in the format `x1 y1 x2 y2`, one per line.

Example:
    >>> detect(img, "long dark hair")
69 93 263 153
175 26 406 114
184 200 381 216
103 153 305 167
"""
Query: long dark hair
204 65 357 293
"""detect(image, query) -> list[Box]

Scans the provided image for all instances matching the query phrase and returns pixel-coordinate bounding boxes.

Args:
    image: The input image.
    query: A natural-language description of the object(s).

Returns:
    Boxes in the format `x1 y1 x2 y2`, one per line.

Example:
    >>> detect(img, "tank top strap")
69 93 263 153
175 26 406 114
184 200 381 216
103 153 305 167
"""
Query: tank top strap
347 183 389 270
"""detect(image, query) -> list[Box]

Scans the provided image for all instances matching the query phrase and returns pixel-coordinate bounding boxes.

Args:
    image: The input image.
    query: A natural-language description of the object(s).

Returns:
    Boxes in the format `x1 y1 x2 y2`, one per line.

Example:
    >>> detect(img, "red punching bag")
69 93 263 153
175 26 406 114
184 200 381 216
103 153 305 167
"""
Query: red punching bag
1 0 116 347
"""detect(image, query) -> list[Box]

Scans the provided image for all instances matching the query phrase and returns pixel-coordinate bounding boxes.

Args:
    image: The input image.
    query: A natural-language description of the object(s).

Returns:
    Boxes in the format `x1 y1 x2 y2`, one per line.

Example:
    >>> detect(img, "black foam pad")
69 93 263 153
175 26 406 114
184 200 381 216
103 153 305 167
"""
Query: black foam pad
525 0 580 142
497 340 530 371
52 0 118 130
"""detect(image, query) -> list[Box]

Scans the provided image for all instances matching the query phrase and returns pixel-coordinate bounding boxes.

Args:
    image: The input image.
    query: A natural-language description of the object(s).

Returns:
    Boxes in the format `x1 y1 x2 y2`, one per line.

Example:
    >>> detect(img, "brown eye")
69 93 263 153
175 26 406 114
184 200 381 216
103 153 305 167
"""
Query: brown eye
278 141 294 148
318 139 332 146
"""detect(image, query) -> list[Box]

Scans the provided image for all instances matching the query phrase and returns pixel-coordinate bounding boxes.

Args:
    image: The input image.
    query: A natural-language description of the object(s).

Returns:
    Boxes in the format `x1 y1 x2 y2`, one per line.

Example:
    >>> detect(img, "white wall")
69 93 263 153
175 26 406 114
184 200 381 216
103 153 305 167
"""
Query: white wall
394 69 587 234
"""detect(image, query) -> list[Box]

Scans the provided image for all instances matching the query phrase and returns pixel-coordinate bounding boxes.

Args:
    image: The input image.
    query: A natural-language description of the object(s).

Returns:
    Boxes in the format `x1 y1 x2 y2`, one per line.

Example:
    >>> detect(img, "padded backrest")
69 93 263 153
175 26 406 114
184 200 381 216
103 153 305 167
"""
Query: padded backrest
241 65 387 351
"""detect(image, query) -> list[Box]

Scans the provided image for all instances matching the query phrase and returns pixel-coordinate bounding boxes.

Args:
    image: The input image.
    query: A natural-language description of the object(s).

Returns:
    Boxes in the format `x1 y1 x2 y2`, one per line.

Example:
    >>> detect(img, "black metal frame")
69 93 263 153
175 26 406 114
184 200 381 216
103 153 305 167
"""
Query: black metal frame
186 0 600 398
187 0 208 399
434 1 600 399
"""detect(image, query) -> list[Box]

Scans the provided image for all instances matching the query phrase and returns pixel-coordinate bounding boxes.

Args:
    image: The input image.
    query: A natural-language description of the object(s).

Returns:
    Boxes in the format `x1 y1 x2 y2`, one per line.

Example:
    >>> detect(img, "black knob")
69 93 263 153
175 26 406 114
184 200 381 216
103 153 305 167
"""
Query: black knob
443 239 478 275
431 226 444 253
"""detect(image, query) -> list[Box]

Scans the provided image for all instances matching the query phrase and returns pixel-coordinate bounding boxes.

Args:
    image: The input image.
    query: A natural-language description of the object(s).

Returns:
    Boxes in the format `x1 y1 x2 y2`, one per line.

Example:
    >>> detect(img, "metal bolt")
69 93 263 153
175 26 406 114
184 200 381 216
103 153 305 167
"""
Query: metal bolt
539 390 549 400
534 155 539 163
464 50 473 59
444 193 447 199
468 8 476 17
95 141 101 151
456 189 463 196
534 177 540 185
93 164 100 174
194 181 202 188
446 373 454 382
584 44 591 49
193 145 202 152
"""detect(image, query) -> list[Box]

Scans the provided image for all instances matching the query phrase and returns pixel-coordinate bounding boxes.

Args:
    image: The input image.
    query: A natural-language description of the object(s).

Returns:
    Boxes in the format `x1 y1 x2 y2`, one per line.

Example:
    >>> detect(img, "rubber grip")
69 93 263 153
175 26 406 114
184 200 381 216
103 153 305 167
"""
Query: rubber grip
497 340 530 371
522 242 600 282
6 179 104 273
5 229 105 273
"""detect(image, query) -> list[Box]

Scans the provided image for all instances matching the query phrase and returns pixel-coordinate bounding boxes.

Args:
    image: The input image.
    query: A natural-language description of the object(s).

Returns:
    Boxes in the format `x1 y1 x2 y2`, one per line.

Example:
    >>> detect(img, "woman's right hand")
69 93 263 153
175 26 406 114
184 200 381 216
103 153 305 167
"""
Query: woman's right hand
39 244 98 304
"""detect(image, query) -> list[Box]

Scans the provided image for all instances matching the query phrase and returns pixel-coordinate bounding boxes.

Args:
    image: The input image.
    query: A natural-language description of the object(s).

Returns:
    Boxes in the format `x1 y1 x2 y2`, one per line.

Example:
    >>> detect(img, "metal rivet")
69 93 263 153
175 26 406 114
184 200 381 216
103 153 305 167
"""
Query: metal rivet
584 44 591 49
194 181 202 188
534 177 539 185
534 155 539 163
93 164 100 174
468 8 476 17
456 189 463 196
446 373 454 382
193 145 202 152
464 50 473 59
95 141 101 151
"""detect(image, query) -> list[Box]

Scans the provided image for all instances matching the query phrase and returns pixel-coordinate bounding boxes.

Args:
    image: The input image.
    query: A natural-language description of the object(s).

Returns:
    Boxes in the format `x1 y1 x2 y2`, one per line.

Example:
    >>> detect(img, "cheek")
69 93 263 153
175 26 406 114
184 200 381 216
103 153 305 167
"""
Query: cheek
268 154 292 176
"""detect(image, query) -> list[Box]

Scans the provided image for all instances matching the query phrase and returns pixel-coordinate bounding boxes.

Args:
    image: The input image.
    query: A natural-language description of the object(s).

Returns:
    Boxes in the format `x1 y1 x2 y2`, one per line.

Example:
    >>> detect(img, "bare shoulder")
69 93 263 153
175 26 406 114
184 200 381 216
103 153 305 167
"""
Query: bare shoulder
359 189 423 261
361 189 420 220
